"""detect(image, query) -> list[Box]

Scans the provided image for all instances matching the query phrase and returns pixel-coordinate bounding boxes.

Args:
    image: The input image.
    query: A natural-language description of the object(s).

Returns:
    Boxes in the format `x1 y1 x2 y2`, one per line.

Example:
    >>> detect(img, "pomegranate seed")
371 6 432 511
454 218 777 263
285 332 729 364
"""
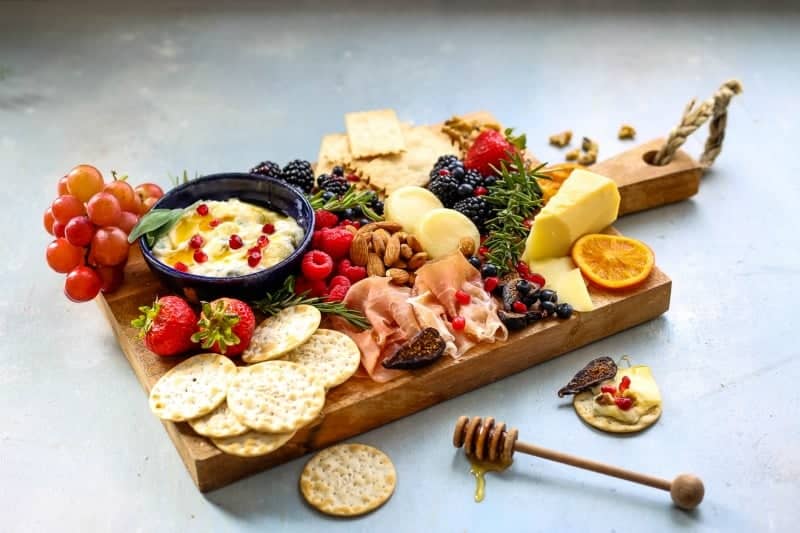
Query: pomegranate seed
346 174 360 182
262 223 275 234
209 218 220 227
196 203 209 216
478 246 489 256
229 234 243 249
438 169 450 176
516 261 530 275
451 316 466 330
455 290 471 305
523 219 533 229
480 235 488 243
248 251 262 267
526 273 546 287
257 234 270 248
512 301 527 313
189 234 204 249
474 186 488 196
483 276 499 293
193 249 208 263
600 385 617 395
614 396 634 411
618 376 631 394
247 246 260 254
174 262 188 272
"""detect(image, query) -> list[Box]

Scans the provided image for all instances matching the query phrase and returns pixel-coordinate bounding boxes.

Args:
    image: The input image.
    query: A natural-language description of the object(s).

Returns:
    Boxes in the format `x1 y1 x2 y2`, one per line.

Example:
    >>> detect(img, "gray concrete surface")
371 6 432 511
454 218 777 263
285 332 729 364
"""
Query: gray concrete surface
1 1 798 531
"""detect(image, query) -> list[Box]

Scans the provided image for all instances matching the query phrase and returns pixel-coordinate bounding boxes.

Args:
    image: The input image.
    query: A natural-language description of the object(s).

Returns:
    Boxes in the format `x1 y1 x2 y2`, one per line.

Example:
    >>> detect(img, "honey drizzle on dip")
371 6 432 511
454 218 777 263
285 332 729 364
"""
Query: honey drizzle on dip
468 455 512 502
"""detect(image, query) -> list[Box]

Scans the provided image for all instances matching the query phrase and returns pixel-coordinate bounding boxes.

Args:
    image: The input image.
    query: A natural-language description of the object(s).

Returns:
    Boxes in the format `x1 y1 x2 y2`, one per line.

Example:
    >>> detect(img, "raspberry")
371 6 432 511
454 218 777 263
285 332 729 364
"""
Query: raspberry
301 250 334 280
329 275 351 290
318 227 354 260
451 316 466 331
337 258 352 275
312 230 324 249
294 276 313 295
327 283 350 302
314 209 339 230
344 265 366 283
455 289 471 305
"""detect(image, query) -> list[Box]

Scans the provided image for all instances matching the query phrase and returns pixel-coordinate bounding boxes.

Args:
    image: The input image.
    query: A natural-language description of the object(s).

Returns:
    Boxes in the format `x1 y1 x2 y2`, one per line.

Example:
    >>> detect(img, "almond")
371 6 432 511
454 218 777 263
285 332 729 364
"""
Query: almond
458 236 476 257
400 243 414 260
372 230 388 257
367 253 386 277
394 231 408 243
406 234 423 253
344 225 358 235
350 234 370 266
384 234 401 266
393 259 408 269
374 220 402 233
386 268 409 285
407 271 416 286
408 252 429 270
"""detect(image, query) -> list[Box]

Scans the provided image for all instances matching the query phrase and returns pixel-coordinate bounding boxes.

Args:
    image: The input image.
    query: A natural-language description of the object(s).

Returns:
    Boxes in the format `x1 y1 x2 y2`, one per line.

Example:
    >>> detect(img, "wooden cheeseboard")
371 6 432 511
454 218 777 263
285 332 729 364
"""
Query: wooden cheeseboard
99 117 701 492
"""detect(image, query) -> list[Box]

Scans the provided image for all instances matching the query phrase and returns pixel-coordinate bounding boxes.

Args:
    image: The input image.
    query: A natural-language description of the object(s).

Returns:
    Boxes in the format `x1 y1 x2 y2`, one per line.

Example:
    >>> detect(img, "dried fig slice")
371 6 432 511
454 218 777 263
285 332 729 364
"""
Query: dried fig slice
382 328 446 370
557 356 618 397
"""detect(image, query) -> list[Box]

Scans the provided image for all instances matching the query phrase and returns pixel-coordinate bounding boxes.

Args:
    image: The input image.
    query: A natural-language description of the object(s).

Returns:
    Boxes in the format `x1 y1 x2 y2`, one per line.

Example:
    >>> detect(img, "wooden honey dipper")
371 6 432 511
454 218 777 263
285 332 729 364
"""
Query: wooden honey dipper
453 416 705 510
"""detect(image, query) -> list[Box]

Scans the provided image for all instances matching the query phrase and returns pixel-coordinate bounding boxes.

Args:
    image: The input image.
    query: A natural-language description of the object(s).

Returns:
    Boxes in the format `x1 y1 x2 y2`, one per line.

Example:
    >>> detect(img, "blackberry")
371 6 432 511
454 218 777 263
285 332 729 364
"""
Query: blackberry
281 159 314 193
317 174 350 197
428 175 462 207
429 157 465 181
453 196 493 232
432 154 460 173
250 160 282 178
462 169 484 189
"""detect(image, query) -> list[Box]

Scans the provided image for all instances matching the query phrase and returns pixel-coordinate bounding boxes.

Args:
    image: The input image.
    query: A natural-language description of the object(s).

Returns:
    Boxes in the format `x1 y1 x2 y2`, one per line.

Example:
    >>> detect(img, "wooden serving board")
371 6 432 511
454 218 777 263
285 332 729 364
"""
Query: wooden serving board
99 116 700 492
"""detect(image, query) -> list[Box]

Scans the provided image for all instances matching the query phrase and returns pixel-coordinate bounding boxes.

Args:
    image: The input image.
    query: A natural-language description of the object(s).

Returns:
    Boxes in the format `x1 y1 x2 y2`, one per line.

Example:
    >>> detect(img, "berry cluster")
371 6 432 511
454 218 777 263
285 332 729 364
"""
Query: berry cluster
250 159 315 194
316 166 351 198
43 165 164 302
427 155 495 231
296 210 368 301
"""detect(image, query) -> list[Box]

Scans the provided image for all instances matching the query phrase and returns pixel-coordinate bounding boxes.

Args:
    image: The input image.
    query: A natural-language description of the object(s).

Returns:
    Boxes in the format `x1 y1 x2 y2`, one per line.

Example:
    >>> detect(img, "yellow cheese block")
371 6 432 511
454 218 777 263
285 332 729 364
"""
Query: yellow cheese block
552 268 594 312
522 169 620 261
526 257 575 290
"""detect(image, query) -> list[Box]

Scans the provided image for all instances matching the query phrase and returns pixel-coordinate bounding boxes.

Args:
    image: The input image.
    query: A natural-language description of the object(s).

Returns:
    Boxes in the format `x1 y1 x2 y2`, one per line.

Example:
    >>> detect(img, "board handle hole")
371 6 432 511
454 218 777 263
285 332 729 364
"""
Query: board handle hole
642 150 662 166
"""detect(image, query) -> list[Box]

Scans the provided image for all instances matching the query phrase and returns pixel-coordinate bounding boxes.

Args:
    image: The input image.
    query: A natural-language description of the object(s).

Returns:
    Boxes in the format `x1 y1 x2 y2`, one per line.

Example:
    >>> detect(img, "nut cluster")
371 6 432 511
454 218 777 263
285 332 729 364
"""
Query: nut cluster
349 221 429 286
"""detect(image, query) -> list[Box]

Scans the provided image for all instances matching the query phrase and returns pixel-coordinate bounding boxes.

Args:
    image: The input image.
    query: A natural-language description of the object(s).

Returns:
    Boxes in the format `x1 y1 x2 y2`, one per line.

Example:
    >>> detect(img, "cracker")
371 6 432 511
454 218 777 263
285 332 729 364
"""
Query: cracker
345 109 406 159
148 354 235 422
315 133 352 177
212 429 296 457
188 401 249 438
300 443 396 517
242 304 322 363
227 361 325 433
573 391 662 433
283 329 360 390
351 124 457 195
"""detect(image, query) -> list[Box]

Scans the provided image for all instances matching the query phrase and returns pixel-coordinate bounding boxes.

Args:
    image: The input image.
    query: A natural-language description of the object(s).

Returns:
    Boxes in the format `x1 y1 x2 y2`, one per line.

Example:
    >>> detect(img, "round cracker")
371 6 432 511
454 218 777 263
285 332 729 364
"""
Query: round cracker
188 401 249 438
148 354 235 422
573 391 662 433
300 443 396 517
283 329 361 389
212 430 296 457
227 361 325 433
242 305 322 363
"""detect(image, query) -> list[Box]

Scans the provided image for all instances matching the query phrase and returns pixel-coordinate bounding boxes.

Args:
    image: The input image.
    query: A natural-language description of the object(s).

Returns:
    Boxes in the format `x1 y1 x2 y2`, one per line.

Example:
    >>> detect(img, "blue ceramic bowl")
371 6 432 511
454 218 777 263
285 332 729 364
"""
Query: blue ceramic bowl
139 173 314 303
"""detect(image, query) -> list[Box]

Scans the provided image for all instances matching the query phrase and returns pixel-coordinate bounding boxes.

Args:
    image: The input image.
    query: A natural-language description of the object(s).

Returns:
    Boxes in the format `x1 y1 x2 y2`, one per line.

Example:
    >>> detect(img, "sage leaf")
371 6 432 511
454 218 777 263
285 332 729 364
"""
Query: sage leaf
128 208 184 244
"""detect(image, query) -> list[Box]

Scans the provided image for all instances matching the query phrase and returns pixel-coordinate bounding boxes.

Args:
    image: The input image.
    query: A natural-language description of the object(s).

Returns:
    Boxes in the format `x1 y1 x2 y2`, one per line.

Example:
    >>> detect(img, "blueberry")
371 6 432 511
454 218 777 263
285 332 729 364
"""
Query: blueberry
522 290 540 306
451 167 465 180
332 165 344 177
526 310 544 324
515 279 532 295
539 289 557 303
555 303 573 319
342 208 357 220
321 191 335 202
484 175 498 187
457 183 473 197
371 200 384 215
481 263 498 278
540 300 557 315
358 218 371 227
468 256 482 270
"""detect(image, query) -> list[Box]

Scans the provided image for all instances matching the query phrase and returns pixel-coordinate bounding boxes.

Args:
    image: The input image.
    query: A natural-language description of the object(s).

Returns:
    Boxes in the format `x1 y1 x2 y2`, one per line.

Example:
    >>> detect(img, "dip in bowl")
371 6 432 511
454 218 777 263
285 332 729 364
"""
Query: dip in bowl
139 173 314 302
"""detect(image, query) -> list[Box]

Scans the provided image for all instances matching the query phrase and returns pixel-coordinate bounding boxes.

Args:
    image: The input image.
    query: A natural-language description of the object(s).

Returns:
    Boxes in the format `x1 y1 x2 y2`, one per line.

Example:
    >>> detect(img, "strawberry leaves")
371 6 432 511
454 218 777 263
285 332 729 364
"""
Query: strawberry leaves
191 300 242 354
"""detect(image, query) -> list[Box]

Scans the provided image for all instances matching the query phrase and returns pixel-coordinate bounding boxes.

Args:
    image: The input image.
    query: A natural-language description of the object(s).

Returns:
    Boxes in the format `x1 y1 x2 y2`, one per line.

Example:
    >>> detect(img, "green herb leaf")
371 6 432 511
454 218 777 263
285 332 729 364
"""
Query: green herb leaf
128 208 184 244
308 186 383 221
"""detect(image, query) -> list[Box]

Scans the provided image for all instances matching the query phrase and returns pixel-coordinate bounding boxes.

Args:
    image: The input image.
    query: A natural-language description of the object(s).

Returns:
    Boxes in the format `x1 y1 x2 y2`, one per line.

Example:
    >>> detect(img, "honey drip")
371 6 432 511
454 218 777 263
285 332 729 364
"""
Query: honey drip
468 455 512 502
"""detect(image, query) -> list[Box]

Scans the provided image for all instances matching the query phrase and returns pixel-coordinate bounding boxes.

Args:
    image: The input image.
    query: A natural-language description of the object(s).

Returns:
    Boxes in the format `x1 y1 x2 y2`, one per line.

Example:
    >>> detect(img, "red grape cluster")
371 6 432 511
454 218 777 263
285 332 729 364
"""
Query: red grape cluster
43 164 164 302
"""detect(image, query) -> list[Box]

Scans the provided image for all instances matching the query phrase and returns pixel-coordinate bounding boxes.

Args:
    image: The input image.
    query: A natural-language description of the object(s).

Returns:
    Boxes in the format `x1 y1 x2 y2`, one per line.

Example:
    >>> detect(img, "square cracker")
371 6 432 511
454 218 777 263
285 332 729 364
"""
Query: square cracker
345 109 406 159
315 133 352 177
351 124 457 195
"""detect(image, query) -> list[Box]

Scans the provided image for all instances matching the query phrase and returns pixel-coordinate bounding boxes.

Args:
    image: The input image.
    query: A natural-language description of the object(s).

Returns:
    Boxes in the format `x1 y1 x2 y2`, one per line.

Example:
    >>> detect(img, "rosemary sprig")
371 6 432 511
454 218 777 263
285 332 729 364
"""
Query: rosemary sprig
483 153 549 276
168 170 199 187
308 186 382 221
251 276 370 330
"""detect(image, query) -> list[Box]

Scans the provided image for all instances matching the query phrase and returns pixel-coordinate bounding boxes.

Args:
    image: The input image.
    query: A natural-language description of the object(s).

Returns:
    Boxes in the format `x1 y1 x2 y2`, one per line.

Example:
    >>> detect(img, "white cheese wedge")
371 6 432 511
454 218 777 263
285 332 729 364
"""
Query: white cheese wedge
526 257 575 290
522 169 620 261
384 186 444 234
415 208 480 260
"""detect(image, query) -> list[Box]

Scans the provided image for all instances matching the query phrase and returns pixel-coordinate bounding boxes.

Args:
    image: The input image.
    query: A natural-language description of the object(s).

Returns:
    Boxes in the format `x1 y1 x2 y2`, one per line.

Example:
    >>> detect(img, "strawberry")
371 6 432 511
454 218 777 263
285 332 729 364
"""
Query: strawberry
464 128 526 176
192 298 255 357
132 296 198 357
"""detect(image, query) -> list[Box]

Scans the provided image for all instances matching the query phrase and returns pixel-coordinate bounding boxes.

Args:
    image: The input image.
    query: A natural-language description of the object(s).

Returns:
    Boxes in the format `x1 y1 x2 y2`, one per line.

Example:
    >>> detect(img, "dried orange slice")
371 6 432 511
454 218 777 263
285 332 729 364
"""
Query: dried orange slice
571 234 655 289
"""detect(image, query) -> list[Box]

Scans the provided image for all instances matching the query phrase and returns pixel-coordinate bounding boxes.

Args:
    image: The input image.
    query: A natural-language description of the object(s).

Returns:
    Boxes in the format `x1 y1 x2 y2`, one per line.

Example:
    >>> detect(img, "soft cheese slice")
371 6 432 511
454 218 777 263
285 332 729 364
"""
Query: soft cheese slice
552 268 594 312
593 365 661 423
384 186 444 234
522 169 620 261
